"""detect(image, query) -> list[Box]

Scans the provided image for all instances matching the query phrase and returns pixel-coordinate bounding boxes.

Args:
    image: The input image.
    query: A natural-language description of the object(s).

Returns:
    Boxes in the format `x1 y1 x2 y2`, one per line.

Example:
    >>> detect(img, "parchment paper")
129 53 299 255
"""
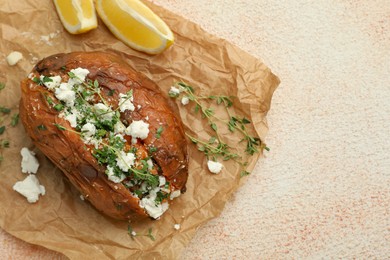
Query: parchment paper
0 0 279 258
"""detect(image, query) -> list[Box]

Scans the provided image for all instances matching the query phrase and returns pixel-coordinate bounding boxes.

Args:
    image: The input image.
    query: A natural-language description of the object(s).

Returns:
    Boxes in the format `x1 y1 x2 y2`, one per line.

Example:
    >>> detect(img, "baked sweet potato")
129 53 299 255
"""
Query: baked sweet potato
20 52 188 220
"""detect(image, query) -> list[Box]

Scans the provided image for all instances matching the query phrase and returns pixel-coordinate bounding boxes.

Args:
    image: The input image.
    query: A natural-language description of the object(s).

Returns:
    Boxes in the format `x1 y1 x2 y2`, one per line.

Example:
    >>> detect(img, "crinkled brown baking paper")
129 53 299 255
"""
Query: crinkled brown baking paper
0 0 279 259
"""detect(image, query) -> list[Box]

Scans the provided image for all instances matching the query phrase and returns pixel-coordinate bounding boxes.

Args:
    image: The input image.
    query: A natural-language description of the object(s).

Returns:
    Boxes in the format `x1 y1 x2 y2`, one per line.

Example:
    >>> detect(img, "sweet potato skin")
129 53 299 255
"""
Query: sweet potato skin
20 52 188 220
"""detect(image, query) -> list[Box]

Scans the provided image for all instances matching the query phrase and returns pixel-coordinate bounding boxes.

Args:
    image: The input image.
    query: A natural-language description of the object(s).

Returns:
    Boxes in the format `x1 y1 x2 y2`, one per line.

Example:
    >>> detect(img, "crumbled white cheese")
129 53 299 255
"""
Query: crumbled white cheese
139 188 169 219
119 93 135 112
159 176 166 187
81 123 96 138
147 159 154 170
125 120 149 140
65 112 78 128
116 151 135 172
55 82 76 106
181 96 190 105
115 133 126 142
174 224 181 230
13 174 45 203
68 67 90 85
131 231 137 236
80 195 85 201
105 165 126 183
20 147 39 174
6 51 23 66
113 121 126 134
40 75 61 90
137 104 141 110
169 86 181 96
93 103 113 121
170 190 181 200
28 73 34 79
207 160 223 174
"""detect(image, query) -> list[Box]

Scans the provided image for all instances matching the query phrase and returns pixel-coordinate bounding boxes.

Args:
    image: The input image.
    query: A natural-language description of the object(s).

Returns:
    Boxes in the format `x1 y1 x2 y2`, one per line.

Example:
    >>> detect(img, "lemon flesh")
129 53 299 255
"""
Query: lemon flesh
54 0 97 34
96 0 174 54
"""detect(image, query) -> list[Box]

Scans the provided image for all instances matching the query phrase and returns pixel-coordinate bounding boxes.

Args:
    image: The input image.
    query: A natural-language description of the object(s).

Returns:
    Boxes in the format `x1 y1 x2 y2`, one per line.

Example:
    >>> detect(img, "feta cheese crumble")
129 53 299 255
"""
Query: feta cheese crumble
139 188 169 219
41 75 61 90
6 51 23 66
93 103 114 121
20 147 39 174
170 190 181 200
68 67 90 85
114 121 126 134
55 82 76 106
174 224 181 230
125 120 150 140
119 93 135 112
13 174 45 203
116 151 135 172
169 86 181 96
159 176 166 187
81 123 96 138
207 160 223 174
181 96 190 105
105 165 126 183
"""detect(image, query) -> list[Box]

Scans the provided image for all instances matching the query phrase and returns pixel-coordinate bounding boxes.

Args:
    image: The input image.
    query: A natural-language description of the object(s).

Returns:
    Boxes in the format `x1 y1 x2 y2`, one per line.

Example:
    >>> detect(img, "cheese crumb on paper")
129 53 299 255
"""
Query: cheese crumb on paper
13 174 45 203
6 51 23 66
20 147 39 174
207 160 223 174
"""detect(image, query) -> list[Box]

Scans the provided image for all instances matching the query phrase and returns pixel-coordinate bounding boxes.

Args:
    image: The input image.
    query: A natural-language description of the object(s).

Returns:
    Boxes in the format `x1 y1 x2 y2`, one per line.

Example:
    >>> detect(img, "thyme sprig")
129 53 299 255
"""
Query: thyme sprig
171 81 269 176
128 225 156 241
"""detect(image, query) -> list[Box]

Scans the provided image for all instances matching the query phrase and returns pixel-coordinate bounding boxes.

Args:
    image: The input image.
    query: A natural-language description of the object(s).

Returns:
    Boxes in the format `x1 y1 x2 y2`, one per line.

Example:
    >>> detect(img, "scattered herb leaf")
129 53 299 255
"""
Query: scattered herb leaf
155 126 164 139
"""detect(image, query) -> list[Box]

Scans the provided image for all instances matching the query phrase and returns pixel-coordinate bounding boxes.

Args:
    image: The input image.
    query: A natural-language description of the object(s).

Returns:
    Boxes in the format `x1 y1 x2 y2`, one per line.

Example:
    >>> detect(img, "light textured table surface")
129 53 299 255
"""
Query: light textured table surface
1 0 389 259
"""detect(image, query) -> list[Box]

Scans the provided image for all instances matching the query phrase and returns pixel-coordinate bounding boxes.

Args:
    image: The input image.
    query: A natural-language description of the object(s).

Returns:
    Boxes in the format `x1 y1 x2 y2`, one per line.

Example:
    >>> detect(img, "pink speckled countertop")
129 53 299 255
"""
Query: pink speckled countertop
1 0 389 259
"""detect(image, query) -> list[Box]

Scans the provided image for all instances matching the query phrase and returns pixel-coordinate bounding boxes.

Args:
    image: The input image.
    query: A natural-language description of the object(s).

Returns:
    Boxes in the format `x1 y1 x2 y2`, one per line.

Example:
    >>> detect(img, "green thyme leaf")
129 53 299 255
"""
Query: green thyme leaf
155 126 163 139
37 124 46 130
42 76 53 83
147 228 156 241
11 113 19 127
54 104 64 111
108 89 115 96
148 146 158 154
210 122 217 131
46 96 54 105
0 107 11 114
54 123 66 131
1 140 9 148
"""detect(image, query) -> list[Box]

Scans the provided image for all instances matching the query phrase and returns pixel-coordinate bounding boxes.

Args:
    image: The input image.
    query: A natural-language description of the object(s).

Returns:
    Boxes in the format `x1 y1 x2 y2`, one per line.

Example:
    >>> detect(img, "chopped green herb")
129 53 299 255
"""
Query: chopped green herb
0 126 5 135
32 77 41 85
155 126 164 139
11 114 19 127
1 140 9 148
148 146 158 154
108 89 115 96
127 225 156 241
0 83 5 91
37 124 46 130
0 155 3 162
46 96 54 105
53 104 64 111
0 107 11 114
60 66 67 71
54 123 66 131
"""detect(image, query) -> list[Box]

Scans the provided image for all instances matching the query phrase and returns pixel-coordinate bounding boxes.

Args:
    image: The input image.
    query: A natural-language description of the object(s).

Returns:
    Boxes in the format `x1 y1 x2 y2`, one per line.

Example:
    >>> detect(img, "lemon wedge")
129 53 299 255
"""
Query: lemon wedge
53 0 98 34
95 0 174 54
